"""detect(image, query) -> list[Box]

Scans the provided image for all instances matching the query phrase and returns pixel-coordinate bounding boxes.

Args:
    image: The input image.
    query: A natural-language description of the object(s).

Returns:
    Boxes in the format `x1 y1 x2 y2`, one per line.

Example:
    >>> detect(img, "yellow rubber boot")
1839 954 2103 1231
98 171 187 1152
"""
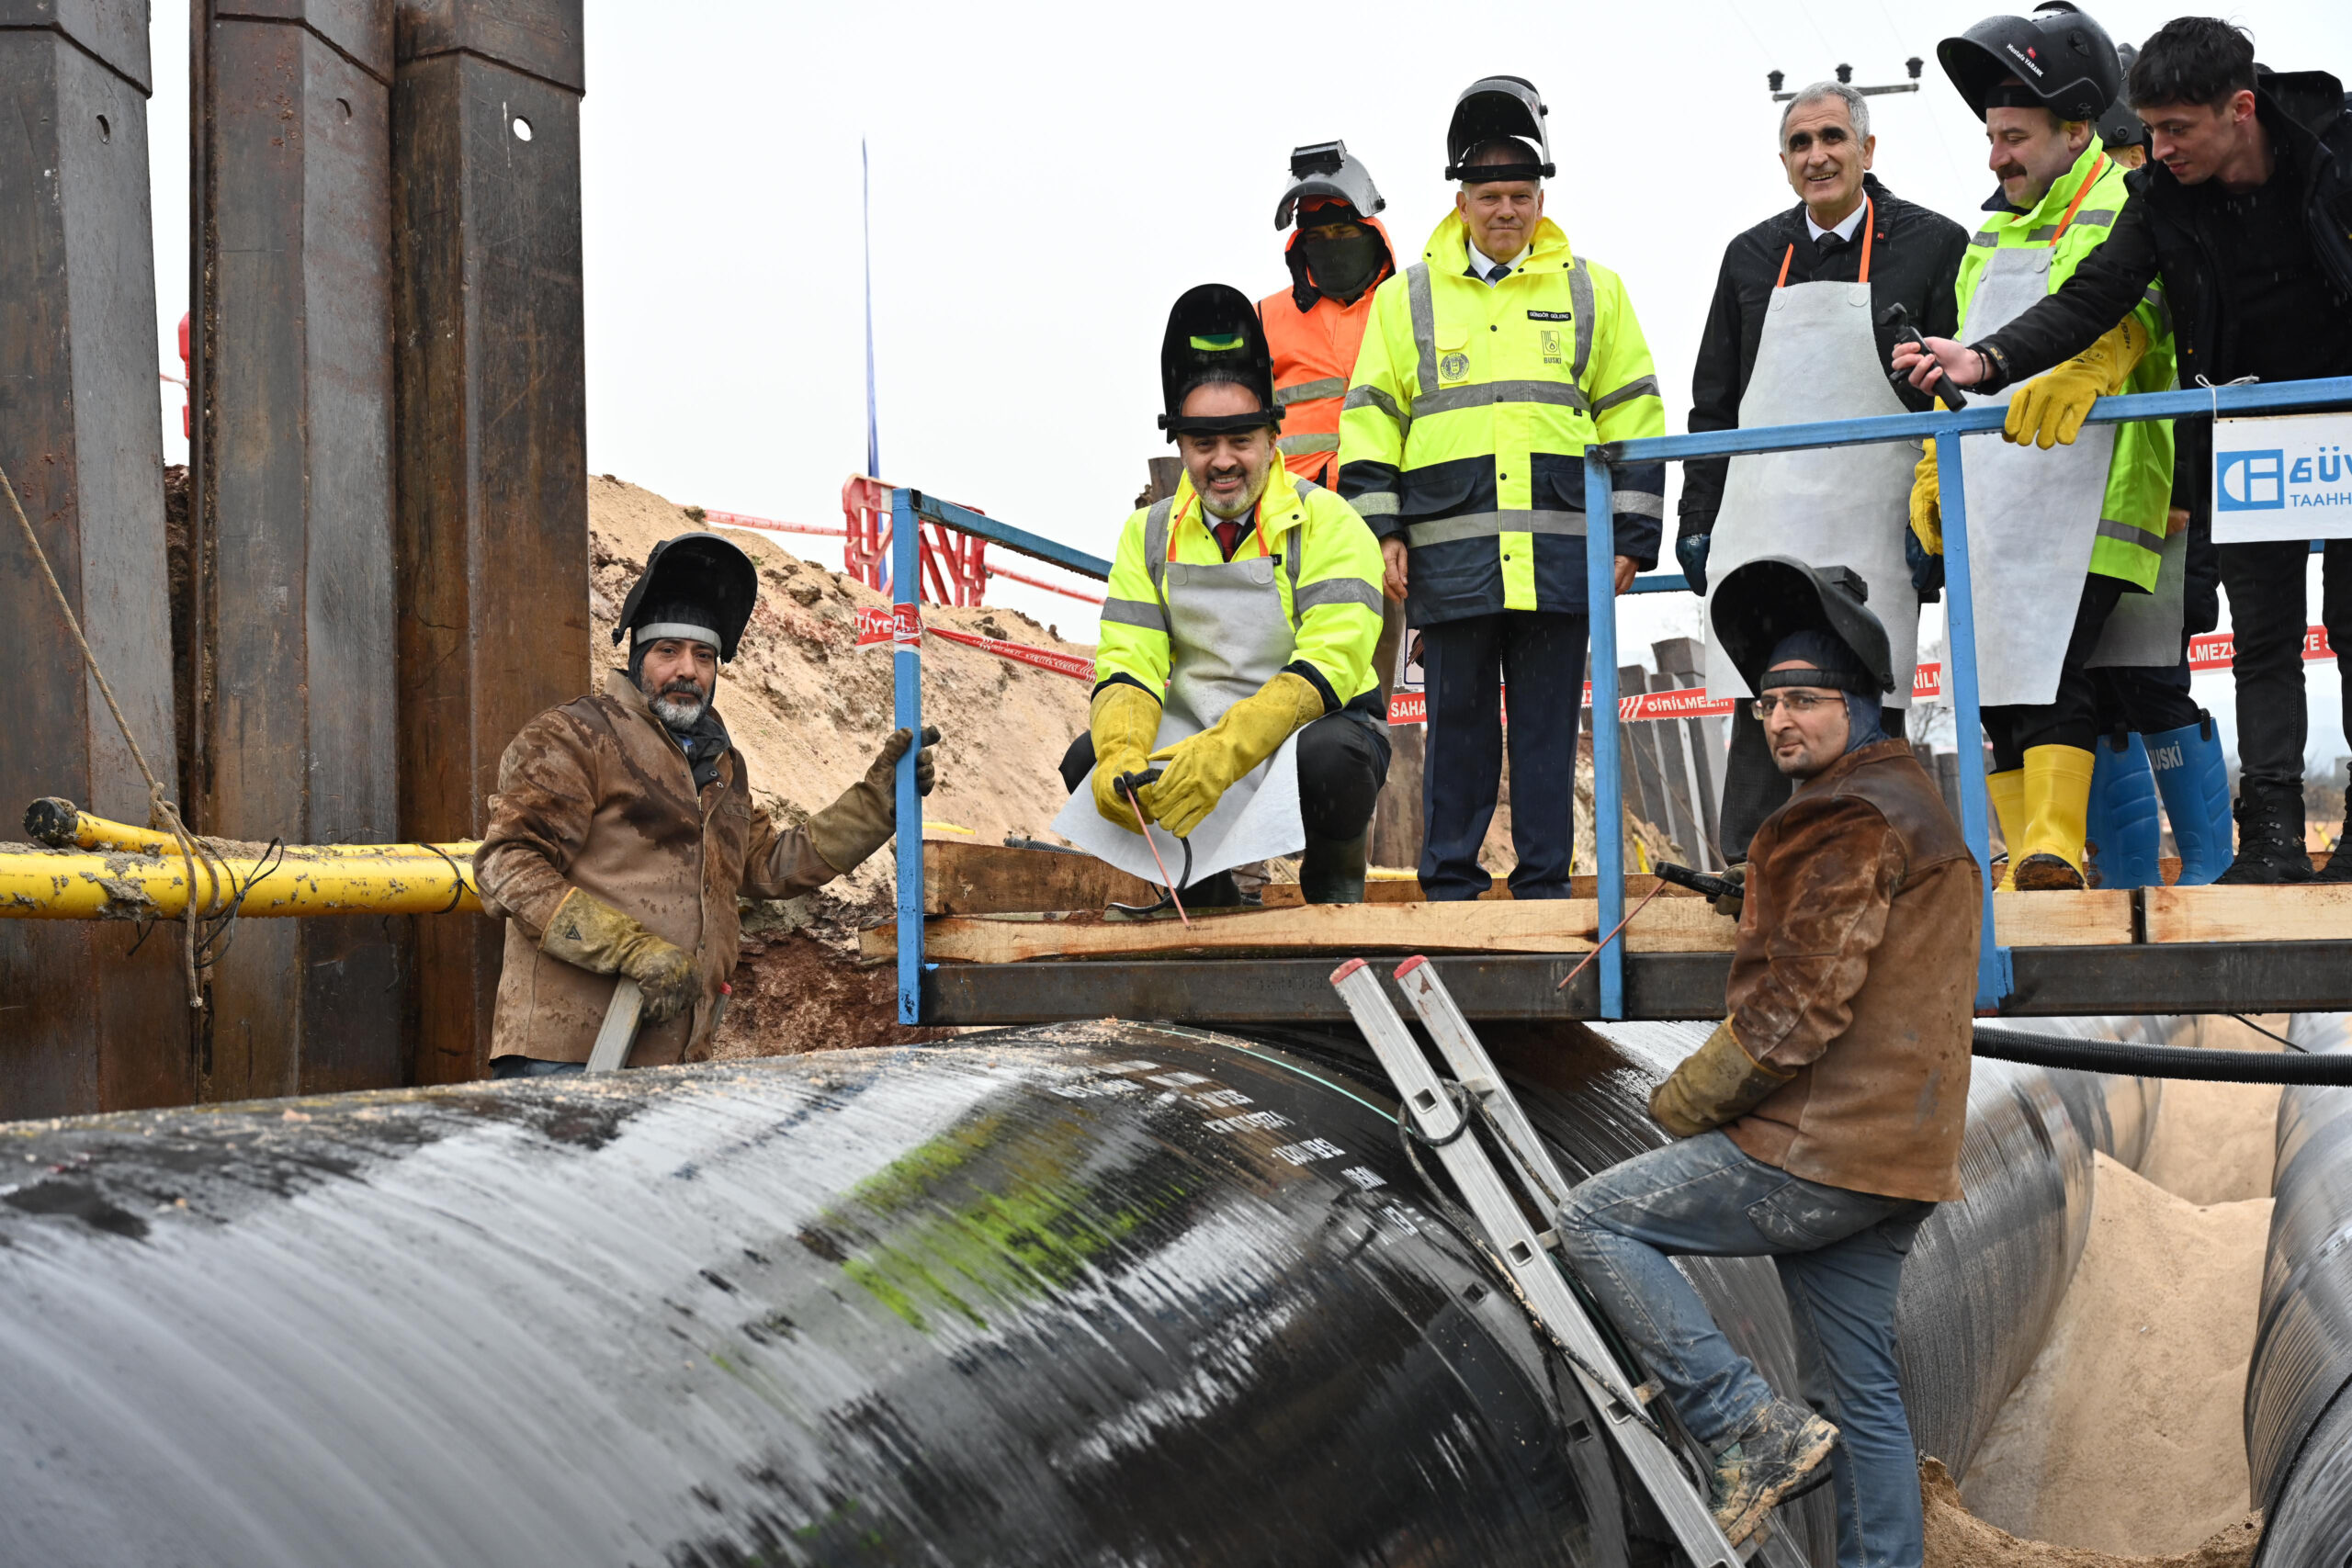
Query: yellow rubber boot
1987 769 2026 892
2013 745 2096 891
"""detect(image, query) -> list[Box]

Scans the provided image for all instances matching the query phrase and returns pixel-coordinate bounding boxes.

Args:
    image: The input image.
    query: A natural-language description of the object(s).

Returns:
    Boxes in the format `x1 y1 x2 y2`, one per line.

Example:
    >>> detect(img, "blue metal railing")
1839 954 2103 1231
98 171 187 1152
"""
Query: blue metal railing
888 373 2352 1024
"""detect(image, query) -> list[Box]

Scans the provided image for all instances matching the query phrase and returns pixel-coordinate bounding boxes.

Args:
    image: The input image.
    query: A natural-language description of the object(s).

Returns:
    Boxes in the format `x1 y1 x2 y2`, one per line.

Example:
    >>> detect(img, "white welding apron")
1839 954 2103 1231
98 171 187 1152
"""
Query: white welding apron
1955 244 2120 705
1703 207 1922 705
1053 502 1308 885
2087 525 2187 669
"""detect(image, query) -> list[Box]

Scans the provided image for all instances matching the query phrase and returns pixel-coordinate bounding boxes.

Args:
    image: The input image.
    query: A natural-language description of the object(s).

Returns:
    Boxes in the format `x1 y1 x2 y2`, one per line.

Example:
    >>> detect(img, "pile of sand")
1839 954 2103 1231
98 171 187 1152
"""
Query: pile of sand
587 476 1095 1053
1951 1014 2286 1559
1925 1460 2258 1567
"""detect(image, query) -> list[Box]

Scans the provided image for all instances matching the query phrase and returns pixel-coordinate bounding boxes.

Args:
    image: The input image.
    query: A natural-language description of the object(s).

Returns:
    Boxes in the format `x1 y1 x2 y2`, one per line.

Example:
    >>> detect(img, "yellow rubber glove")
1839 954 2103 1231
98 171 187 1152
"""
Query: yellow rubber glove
1089 682 1166 832
1647 1019 1796 1138
1139 671 1326 840
2005 318 2149 450
1909 439 1941 558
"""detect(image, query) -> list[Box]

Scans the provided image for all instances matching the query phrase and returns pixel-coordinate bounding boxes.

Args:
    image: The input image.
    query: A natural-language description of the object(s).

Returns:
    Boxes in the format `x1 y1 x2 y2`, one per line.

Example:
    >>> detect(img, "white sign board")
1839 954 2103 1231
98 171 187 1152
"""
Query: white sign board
2212 410 2352 543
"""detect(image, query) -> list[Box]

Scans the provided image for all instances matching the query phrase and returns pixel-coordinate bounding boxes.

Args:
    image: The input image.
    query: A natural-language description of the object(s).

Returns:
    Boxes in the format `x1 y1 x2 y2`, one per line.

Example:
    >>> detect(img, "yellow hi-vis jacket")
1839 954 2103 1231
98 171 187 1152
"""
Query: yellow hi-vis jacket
1336 210 1668 625
1094 456 1387 716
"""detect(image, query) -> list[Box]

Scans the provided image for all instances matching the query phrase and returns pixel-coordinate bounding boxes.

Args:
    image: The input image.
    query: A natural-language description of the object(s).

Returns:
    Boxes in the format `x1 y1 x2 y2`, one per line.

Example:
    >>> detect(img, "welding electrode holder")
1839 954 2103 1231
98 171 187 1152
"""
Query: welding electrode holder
1879 303 1969 412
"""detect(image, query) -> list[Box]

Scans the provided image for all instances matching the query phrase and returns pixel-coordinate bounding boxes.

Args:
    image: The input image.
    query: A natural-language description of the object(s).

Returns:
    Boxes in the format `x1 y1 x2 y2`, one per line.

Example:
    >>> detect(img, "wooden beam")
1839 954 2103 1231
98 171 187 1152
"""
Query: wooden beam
874 886 2132 966
0 2 191 1117
392 0 586 1084
1261 875 1699 907
196 0 401 1100
922 840 1159 916
2143 885 2352 945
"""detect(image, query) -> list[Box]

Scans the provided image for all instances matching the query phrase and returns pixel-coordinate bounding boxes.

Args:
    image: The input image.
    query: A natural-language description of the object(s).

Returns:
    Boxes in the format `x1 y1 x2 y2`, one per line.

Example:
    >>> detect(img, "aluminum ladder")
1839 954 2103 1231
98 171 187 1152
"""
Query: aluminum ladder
1331 954 1758 1567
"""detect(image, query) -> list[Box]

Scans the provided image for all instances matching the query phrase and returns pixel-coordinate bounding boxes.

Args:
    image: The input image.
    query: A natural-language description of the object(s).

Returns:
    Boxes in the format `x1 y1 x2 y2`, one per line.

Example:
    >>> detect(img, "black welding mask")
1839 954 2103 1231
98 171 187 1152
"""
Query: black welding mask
1273 140 1386 229
2098 43 2150 152
1711 556 1896 698
614 532 759 667
1158 284 1283 442
1443 75 1556 182
1939 2 2123 123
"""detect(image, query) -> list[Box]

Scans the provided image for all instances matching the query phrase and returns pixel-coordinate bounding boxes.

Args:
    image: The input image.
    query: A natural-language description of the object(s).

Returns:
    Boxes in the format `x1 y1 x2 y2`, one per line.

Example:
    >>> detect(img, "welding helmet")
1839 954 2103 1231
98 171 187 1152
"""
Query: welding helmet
1939 2 2123 124
614 532 759 663
1274 140 1386 230
2098 42 2150 150
1158 284 1283 442
1443 75 1555 182
1711 556 1895 696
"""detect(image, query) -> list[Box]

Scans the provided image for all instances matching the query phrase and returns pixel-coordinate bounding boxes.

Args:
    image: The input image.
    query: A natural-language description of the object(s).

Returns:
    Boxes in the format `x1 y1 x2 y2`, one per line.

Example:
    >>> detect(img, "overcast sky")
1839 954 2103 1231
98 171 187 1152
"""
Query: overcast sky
145 2 2349 769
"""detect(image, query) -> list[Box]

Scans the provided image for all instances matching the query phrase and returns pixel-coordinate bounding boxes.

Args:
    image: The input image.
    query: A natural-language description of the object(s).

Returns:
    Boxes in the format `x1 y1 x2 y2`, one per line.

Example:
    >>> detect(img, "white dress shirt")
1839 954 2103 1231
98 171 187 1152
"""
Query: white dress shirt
1466 239 1533 285
1805 199 1868 245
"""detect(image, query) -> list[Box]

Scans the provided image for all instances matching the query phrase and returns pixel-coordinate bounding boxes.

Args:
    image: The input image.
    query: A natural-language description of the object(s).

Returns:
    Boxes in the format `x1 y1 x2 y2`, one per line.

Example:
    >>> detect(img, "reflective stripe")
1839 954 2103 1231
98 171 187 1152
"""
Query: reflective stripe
1971 231 1999 247
1405 510 1587 547
1143 496 1176 604
1285 524 1304 608
1415 379 1589 416
1276 377 1348 407
2026 209 2115 242
1351 491 1400 517
1405 262 1440 395
1277 432 1341 455
1591 374 1661 415
1613 489 1665 519
1101 596 1170 630
1567 257 1595 384
1344 383 1409 433
1294 576 1383 615
2096 515 2160 547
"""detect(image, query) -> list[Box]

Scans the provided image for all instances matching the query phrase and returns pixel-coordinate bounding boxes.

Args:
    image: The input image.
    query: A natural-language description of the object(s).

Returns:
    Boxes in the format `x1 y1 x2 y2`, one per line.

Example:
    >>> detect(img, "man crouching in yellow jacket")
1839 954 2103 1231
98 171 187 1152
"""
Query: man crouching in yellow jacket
1049 284 1389 905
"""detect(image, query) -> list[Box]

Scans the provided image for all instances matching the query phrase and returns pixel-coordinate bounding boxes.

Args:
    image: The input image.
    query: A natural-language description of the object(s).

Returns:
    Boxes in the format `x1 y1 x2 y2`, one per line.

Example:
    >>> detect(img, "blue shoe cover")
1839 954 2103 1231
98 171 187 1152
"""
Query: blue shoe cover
2146 716 2233 886
2086 732 2160 889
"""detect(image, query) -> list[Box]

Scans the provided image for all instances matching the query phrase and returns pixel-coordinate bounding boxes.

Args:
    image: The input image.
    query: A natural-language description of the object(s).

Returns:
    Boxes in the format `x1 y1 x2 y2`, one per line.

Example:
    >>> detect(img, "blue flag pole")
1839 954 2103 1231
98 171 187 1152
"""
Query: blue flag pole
864 139 888 593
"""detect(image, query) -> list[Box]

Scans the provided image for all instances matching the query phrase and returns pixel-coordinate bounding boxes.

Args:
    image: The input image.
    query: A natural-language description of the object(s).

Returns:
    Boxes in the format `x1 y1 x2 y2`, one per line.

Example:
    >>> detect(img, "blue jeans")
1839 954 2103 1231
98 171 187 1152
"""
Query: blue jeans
1557 1132 1931 1568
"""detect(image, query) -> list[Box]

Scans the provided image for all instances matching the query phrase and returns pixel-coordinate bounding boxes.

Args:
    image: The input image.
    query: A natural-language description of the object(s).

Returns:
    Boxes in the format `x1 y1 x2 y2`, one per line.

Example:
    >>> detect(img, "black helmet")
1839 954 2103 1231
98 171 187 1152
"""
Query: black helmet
1711 556 1895 696
1443 75 1555 182
1274 140 1385 230
1158 284 1283 442
1938 2 2123 123
613 532 759 662
2098 43 2149 149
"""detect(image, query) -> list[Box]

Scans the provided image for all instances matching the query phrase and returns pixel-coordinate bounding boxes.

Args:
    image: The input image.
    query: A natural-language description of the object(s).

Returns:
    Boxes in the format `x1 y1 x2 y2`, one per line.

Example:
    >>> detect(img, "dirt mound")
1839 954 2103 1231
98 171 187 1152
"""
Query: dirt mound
587 476 1093 1053
1925 1459 2258 1567
1960 1153 2271 1554
2135 1016 2289 1203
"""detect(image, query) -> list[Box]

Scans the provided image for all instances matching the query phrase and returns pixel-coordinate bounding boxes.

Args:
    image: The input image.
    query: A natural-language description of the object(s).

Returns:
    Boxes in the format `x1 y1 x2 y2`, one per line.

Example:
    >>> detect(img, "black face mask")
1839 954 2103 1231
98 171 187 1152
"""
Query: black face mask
1299 231 1386 301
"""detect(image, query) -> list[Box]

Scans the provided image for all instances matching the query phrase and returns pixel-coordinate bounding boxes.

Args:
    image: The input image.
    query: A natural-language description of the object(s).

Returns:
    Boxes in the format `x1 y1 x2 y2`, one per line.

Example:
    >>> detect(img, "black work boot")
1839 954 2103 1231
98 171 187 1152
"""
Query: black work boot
2216 784 2314 885
1299 832 1368 905
1708 1396 1838 1545
2313 808 2352 883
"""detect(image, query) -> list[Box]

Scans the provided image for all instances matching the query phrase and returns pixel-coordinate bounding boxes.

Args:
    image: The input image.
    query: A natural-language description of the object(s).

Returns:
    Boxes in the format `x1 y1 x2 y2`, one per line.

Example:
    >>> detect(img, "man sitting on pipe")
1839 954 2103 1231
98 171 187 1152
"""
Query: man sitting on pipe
1050 284 1389 905
1557 557 1981 1562
475 534 939 1075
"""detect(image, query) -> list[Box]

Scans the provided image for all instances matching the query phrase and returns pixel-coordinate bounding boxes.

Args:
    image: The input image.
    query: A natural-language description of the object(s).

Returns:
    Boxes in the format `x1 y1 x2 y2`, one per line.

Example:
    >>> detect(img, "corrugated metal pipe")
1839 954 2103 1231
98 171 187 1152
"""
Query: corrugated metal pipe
2 798 480 919
0 1016 2184 1566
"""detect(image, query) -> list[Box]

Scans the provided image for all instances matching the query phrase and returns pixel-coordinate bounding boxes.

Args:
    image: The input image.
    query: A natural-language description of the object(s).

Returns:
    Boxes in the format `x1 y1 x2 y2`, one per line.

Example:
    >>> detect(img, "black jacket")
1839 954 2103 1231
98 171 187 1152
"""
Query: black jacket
1972 79 2352 398
1679 175 1971 545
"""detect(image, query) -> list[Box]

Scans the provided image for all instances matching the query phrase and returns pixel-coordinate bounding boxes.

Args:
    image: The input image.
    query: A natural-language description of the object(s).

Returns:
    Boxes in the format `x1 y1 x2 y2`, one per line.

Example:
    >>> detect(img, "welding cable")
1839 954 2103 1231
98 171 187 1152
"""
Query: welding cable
1971 1026 2352 1084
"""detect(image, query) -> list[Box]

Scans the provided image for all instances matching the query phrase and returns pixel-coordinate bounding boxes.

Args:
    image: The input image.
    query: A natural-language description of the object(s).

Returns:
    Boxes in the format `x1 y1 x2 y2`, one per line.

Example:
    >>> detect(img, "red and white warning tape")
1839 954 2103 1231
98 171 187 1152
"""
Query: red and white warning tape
854 606 1098 682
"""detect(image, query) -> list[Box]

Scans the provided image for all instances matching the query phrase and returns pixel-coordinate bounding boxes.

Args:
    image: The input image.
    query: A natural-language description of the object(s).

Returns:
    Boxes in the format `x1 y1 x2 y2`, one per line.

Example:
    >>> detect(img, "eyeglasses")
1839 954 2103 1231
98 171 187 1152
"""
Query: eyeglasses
1750 692 1838 720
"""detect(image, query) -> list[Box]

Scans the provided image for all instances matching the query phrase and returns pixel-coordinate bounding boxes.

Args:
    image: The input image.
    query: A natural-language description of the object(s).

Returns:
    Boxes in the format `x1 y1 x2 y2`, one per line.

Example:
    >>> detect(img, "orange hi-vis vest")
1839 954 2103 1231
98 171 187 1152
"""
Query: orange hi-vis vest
1259 218 1394 489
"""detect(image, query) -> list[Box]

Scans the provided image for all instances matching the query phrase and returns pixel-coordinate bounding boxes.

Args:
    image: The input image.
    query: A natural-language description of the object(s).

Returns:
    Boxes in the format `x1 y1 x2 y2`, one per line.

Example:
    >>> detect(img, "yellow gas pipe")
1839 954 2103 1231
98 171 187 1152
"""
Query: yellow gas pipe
4 799 483 920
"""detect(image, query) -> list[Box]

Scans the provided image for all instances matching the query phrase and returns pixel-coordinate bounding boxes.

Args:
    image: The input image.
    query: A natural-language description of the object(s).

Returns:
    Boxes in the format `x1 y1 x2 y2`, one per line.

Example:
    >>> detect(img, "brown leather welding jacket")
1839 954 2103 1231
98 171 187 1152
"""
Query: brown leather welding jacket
1722 738 1983 1202
475 671 841 1066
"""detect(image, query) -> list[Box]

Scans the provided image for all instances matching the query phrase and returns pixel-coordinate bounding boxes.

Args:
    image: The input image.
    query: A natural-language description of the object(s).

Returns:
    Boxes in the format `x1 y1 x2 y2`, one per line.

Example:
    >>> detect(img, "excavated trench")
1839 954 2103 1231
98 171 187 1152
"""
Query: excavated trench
0 1015 2329 1565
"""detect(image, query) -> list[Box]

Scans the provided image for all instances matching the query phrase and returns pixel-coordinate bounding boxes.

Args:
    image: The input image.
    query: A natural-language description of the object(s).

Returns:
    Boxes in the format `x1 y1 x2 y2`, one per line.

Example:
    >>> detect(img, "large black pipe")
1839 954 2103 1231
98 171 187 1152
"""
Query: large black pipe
2245 1012 2352 1565
0 1020 2154 1564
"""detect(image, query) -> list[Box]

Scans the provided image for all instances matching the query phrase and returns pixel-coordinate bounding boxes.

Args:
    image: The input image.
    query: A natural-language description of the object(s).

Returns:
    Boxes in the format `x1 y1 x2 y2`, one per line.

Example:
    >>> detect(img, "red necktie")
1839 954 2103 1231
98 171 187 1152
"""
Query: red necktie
1212 519 1245 559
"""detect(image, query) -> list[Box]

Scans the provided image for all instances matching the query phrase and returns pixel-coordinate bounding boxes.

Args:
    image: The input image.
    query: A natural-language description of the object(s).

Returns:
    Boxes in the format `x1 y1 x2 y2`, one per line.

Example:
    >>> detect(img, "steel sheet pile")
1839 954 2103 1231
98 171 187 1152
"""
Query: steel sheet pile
0 1018 2188 1565
2245 1011 2352 1566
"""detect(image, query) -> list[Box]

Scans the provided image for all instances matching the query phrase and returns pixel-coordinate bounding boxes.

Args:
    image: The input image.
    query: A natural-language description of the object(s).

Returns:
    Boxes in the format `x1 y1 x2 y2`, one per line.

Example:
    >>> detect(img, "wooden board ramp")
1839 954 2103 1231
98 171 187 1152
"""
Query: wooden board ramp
865 888 2133 964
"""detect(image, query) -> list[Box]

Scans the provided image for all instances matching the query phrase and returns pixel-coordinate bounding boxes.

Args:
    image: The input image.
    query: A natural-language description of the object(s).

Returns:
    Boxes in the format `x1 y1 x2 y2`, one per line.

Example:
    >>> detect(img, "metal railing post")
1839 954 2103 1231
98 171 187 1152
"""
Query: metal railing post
1584 452 1624 1019
891 488 924 1024
1935 434 2013 1009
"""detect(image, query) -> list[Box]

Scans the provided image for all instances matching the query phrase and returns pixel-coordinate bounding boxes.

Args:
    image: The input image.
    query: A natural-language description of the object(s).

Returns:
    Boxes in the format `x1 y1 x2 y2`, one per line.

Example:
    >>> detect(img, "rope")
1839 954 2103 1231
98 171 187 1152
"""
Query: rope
2 458 223 1010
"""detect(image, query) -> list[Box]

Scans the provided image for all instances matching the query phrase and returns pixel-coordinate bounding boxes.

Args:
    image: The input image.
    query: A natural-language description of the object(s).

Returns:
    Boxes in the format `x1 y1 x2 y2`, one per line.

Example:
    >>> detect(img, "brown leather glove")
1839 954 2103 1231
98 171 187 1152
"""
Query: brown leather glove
539 887 699 1025
1649 1019 1794 1138
808 726 938 874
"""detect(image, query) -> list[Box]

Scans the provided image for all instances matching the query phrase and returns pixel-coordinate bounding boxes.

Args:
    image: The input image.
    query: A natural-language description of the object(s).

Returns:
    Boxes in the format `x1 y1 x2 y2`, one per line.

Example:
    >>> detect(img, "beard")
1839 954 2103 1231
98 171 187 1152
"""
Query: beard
1199 469 1262 521
646 677 707 728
